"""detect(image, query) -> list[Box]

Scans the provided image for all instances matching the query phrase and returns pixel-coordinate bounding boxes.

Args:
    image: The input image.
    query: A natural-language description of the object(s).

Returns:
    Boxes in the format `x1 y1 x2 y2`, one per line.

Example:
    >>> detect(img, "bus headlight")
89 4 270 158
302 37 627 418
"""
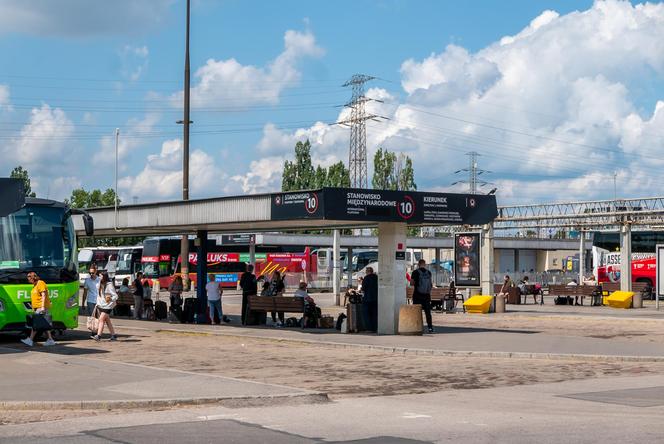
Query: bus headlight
0 299 5 312
66 295 78 309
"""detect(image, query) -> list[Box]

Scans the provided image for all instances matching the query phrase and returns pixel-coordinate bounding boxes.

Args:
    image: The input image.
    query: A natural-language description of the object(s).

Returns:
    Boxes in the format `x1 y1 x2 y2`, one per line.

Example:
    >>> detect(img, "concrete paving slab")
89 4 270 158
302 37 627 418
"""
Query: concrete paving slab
0 346 326 409
104 316 664 361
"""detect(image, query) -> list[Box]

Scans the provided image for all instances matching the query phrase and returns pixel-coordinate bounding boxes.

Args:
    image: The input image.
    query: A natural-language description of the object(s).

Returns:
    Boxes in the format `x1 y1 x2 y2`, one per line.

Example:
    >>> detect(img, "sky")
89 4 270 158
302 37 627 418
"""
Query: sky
1 0 663 205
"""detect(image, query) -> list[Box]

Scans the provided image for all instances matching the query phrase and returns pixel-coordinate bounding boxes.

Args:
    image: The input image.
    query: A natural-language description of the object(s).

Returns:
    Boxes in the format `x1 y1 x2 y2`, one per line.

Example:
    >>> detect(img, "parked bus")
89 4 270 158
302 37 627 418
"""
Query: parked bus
0 188 93 333
592 230 664 286
77 247 118 285
112 246 143 287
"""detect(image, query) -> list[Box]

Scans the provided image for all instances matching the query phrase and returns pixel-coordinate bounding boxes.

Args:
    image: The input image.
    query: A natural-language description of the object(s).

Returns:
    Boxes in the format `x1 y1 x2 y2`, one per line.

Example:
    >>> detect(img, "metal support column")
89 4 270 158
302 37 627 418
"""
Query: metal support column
196 230 208 323
434 247 441 286
579 230 585 284
347 247 353 291
333 229 341 305
620 223 632 292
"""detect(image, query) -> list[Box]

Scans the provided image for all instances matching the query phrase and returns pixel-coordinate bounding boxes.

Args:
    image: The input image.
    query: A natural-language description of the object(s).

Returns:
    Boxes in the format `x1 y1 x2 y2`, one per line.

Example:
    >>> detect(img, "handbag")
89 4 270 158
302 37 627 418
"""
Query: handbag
86 305 100 332
29 312 53 332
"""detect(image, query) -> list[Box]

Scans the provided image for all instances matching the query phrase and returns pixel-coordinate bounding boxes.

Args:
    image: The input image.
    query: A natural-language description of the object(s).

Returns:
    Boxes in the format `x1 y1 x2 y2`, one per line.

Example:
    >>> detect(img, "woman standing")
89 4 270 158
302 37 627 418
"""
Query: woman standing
92 272 118 341
270 270 286 327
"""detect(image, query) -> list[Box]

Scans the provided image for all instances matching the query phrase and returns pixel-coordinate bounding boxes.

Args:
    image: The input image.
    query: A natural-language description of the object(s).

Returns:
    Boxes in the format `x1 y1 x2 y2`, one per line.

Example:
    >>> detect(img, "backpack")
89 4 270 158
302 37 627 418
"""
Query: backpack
416 269 433 295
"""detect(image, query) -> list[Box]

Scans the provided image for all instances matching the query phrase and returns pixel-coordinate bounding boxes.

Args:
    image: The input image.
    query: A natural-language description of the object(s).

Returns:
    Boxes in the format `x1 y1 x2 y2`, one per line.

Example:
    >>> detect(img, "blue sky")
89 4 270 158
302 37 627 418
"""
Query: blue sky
1 0 662 205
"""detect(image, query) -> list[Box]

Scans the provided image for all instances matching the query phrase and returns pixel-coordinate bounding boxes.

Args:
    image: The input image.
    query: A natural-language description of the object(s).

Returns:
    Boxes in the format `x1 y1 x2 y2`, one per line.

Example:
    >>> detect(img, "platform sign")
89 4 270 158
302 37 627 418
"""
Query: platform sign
454 233 481 287
657 244 664 310
271 188 498 225
271 191 323 220
219 234 255 245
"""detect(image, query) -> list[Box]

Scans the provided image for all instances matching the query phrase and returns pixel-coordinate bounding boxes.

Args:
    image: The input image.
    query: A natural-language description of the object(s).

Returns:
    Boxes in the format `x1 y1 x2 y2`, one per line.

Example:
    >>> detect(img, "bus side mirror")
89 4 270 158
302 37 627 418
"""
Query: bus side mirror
83 215 94 236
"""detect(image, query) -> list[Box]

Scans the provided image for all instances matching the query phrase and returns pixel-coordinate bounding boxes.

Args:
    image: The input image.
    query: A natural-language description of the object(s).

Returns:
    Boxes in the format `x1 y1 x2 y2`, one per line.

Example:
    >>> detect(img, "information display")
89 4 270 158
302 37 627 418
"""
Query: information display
454 233 481 287
219 234 255 245
270 188 497 225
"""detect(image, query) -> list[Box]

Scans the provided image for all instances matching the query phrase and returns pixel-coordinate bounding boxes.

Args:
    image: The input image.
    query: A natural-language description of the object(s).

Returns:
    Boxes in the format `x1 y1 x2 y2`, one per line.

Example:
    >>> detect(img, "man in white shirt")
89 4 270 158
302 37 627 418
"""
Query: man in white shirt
82 265 101 315
205 274 224 325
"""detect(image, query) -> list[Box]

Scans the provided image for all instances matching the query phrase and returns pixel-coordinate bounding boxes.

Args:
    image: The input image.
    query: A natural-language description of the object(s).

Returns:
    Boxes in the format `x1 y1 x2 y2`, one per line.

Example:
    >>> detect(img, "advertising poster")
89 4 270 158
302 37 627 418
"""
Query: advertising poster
657 245 664 307
454 233 481 287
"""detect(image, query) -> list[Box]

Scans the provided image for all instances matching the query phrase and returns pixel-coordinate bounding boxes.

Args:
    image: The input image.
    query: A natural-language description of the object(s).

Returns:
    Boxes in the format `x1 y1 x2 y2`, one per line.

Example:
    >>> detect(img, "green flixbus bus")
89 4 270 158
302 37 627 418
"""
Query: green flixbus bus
0 179 93 334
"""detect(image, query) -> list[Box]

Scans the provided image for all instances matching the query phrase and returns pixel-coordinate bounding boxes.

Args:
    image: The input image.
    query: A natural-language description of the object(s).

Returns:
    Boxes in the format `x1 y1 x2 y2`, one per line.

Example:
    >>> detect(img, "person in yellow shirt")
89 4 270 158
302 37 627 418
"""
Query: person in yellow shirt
21 272 56 347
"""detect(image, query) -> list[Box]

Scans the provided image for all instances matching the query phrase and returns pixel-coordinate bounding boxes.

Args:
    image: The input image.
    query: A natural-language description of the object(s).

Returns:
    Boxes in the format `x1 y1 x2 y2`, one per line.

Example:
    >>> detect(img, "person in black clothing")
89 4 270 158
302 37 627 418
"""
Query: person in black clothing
410 259 434 333
239 264 258 325
132 272 144 320
361 267 378 332
270 271 286 326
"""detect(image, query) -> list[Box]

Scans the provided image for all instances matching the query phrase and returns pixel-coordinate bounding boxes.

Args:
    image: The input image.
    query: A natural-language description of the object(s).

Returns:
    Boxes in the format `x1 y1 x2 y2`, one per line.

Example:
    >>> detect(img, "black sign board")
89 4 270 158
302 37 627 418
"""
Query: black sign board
271 191 324 220
395 251 406 261
0 178 25 218
454 233 481 287
220 234 255 245
271 188 497 225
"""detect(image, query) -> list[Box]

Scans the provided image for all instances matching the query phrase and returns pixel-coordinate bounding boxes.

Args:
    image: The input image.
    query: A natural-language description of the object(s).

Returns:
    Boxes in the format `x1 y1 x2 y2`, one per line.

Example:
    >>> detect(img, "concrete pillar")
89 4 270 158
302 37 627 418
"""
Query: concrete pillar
579 231 585 284
347 247 353 291
377 222 407 335
196 230 208 323
620 223 632 292
481 223 495 296
332 229 341 305
181 236 190 291
249 242 256 270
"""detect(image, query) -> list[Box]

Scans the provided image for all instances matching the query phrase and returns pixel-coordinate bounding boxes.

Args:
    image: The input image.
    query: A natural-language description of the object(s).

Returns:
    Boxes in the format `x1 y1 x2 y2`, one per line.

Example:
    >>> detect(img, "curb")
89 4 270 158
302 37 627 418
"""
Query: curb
128 325 664 364
0 392 330 411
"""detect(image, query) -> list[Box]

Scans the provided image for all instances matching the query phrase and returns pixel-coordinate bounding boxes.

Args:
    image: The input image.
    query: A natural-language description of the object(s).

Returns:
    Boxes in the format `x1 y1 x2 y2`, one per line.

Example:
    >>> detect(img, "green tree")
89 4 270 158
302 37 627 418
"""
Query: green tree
325 161 350 187
281 140 316 191
10 166 37 197
372 148 397 190
372 148 417 191
313 165 327 189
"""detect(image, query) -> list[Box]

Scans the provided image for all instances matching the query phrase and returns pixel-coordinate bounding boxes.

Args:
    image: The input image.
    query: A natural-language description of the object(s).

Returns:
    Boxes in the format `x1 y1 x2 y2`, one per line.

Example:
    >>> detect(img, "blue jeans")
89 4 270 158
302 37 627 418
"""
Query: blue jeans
87 302 96 316
208 299 222 324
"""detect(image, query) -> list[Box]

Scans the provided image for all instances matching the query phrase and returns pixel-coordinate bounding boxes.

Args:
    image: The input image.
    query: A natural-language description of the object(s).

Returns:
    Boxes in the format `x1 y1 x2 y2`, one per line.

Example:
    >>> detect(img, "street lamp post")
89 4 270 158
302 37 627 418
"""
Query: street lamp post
114 128 120 230
180 0 191 290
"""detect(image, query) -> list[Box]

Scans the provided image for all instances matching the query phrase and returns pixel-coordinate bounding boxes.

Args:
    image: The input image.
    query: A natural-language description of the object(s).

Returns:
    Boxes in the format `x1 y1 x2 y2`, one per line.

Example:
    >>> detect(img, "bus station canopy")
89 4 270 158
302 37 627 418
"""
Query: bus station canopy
74 187 498 237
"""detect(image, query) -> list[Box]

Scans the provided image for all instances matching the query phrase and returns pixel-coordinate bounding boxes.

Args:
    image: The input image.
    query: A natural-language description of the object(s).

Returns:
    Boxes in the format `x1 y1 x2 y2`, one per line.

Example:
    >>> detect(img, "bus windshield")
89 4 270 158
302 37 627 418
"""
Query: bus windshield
0 204 76 283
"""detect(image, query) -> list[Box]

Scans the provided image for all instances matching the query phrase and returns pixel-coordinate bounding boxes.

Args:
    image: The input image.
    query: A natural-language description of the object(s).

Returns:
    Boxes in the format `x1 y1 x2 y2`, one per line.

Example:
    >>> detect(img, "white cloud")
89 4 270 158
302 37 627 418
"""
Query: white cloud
0 0 173 37
119 45 149 81
230 157 286 195
172 29 324 108
119 139 227 201
263 1 664 203
3 104 75 168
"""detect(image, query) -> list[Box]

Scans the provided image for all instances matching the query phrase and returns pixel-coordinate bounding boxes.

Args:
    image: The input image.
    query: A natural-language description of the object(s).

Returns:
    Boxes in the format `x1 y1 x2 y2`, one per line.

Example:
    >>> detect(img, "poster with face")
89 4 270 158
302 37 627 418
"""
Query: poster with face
454 233 481 287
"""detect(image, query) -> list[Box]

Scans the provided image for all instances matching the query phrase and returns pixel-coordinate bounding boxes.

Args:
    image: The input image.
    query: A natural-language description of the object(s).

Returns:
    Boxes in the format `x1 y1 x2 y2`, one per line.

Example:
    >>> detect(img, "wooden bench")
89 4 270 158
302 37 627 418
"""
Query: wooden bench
600 282 650 294
548 284 602 306
407 287 465 313
494 284 521 304
246 295 305 326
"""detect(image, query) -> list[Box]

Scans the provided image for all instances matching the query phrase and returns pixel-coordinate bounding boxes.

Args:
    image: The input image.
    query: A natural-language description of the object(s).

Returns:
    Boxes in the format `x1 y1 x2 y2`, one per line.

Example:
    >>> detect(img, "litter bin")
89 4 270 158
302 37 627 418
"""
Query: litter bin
632 291 643 309
495 294 505 313
347 301 364 333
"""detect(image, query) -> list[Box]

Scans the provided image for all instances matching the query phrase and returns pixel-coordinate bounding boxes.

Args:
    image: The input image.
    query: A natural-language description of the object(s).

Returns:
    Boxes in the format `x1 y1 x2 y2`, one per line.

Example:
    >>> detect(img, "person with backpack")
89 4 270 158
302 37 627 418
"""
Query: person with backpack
410 259 434 333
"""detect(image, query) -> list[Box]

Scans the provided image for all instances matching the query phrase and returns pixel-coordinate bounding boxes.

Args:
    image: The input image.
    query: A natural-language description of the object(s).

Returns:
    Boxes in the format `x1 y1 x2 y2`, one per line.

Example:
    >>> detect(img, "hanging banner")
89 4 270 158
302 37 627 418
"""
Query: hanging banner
454 233 481 287
270 188 498 225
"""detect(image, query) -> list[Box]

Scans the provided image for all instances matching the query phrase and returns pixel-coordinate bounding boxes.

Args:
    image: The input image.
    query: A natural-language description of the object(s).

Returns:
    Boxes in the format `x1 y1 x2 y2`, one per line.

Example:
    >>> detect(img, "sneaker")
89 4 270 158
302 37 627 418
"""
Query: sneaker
21 337 34 347
109 335 117 341
91 334 101 342
427 327 434 333
44 338 57 346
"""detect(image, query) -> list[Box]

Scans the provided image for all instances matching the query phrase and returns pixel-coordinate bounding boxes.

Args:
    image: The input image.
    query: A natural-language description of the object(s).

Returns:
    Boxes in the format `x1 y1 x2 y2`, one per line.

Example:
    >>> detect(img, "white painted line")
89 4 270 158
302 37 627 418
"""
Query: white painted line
402 412 432 419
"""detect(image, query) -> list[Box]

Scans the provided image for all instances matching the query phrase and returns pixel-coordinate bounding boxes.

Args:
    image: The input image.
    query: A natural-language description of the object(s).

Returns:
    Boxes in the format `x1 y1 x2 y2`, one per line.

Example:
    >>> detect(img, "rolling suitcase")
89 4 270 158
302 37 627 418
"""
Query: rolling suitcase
154 300 167 320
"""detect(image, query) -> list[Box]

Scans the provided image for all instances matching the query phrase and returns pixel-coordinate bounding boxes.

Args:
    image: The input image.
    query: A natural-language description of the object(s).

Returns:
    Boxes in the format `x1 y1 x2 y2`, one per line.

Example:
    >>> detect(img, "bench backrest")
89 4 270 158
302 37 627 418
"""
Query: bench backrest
248 295 304 313
406 286 450 298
